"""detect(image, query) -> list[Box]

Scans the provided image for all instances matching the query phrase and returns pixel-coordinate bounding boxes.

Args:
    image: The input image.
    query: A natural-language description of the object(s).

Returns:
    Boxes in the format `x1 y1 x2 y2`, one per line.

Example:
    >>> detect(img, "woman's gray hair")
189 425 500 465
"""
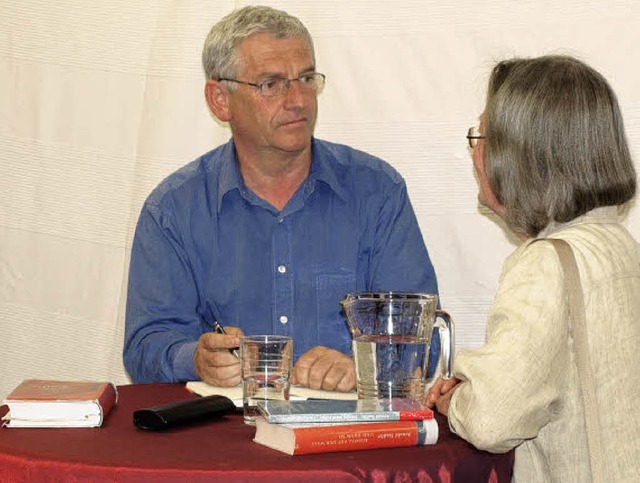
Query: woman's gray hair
202 5 315 83
483 54 637 236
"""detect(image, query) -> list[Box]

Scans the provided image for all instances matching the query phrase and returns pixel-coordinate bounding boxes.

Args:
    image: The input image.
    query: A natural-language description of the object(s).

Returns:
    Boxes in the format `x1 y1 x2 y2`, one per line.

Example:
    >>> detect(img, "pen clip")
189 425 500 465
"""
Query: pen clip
213 321 240 359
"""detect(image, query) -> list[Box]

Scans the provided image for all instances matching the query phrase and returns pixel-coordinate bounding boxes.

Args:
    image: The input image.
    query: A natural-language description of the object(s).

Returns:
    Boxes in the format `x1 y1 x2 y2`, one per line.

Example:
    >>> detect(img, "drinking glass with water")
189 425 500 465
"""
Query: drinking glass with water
241 335 293 425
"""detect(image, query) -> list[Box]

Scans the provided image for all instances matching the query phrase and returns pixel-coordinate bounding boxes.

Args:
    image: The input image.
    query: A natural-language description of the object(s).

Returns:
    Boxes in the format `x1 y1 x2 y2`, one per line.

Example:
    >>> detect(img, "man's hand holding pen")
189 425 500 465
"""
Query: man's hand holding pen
194 325 243 387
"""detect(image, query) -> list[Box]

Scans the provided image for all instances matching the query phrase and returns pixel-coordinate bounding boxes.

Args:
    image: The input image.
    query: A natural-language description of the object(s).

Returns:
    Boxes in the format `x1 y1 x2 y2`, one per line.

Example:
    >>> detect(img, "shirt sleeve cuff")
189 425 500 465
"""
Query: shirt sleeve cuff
173 341 199 381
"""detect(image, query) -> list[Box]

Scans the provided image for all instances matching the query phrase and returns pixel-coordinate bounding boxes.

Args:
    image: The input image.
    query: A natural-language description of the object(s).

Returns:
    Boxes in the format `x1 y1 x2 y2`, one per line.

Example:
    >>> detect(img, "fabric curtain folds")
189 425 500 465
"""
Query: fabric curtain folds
0 1 639 401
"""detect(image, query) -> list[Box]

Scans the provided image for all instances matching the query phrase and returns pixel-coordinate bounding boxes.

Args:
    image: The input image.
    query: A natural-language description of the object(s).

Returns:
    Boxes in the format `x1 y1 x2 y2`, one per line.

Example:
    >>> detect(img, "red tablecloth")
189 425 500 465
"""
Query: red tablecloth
0 383 513 482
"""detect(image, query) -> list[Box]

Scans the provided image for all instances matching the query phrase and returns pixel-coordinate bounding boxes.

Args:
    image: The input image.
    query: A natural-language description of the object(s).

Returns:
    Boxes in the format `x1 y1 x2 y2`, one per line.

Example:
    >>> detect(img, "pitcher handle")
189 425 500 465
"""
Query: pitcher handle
435 309 455 379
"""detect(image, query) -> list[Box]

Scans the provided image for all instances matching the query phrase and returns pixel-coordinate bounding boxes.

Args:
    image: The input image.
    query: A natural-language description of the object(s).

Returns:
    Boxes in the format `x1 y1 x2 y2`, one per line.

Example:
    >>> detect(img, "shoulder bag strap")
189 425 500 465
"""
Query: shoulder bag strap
548 238 604 483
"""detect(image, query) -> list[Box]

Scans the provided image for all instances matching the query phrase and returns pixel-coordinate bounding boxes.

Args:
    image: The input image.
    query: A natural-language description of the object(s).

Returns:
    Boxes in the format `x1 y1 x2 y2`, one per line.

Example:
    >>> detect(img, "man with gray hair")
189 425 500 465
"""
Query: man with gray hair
124 5 438 391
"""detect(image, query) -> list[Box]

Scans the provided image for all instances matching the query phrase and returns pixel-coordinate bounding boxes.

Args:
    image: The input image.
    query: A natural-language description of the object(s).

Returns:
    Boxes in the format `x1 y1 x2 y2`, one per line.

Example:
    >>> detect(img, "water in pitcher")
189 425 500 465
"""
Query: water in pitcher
352 334 429 401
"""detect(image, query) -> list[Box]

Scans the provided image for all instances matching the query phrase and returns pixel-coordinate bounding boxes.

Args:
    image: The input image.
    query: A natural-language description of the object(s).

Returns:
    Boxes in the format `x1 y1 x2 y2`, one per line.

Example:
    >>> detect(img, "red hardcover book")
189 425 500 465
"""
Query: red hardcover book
253 417 438 455
2 379 118 428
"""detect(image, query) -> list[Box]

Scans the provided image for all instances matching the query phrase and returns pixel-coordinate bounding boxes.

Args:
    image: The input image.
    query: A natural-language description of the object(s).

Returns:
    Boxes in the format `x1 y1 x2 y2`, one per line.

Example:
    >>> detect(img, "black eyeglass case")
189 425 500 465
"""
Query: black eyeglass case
133 394 236 431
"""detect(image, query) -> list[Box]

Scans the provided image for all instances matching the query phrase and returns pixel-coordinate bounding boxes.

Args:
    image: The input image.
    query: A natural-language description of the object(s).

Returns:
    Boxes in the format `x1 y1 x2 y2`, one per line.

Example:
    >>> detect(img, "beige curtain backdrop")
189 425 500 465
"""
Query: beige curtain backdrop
1 0 638 399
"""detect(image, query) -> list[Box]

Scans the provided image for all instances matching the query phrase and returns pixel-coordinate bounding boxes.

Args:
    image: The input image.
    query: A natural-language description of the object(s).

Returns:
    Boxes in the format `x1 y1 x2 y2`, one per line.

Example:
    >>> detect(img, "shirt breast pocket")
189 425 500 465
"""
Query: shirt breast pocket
315 271 356 356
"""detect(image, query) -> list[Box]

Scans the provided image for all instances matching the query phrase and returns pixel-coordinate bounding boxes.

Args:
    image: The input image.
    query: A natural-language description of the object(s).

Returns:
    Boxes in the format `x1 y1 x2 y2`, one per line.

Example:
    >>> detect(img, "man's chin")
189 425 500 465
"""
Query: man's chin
274 135 313 154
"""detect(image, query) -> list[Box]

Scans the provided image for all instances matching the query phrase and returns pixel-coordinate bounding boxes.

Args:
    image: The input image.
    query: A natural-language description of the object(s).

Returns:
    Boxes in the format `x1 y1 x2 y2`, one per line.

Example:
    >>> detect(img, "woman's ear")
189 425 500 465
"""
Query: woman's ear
205 80 231 122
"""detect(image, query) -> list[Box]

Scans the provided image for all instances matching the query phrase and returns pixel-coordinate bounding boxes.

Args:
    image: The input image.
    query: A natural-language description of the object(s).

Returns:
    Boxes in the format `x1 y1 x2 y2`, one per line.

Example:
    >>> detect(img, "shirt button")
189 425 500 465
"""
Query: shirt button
277 265 287 274
277 217 284 223
279 316 288 324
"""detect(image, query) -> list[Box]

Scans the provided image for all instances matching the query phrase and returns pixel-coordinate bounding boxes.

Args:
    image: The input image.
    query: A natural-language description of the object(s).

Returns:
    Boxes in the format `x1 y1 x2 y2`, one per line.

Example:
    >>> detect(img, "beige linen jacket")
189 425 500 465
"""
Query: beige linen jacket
448 207 640 482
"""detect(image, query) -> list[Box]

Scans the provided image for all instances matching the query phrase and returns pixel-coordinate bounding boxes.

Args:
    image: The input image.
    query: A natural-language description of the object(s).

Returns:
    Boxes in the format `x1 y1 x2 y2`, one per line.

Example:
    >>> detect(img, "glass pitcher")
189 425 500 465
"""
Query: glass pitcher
341 292 454 401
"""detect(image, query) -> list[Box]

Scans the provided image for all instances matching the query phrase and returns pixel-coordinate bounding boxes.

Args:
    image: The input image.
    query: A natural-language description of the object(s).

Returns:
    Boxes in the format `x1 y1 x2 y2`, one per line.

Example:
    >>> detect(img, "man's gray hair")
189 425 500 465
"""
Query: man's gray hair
484 55 636 236
202 5 315 82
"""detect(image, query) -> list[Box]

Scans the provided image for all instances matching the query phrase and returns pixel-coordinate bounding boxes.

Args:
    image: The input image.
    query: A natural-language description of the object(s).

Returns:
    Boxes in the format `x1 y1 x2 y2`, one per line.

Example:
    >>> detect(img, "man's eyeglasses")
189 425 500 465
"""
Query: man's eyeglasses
218 73 326 97
467 126 485 149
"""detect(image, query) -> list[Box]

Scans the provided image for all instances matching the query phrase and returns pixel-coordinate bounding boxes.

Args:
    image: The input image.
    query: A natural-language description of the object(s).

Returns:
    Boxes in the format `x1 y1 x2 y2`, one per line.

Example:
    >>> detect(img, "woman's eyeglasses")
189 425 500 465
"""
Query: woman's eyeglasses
466 126 485 149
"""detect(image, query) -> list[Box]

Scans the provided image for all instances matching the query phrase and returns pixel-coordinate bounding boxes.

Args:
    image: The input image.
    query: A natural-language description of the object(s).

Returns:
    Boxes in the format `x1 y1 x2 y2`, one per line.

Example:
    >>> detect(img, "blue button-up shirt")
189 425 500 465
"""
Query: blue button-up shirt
124 138 439 383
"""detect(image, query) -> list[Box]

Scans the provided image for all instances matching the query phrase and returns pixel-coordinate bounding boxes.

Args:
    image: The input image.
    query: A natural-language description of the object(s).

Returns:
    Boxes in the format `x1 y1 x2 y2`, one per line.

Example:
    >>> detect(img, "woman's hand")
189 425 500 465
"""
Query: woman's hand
424 376 462 416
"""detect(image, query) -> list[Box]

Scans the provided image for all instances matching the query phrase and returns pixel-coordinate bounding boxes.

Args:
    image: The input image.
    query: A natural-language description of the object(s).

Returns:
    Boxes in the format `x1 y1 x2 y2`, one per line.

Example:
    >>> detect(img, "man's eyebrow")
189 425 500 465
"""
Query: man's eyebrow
256 66 316 79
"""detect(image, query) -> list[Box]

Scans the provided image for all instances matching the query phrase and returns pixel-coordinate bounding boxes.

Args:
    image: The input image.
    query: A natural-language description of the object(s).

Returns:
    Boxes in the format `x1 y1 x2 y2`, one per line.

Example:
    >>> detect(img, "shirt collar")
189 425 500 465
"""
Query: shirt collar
538 206 622 238
307 138 348 202
217 138 348 213
217 140 244 212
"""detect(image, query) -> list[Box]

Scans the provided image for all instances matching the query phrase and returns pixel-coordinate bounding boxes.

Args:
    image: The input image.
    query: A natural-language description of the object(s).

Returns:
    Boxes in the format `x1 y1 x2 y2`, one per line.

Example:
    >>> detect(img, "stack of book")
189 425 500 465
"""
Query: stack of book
253 398 438 455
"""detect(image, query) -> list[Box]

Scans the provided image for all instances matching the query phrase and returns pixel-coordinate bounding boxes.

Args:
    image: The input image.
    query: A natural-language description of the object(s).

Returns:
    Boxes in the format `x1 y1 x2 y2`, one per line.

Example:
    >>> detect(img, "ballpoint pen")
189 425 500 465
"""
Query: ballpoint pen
213 321 240 359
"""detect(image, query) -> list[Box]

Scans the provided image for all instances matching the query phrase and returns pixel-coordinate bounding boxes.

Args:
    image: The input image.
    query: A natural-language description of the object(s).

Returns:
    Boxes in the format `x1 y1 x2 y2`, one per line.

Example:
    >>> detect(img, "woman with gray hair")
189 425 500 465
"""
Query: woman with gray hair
427 55 640 482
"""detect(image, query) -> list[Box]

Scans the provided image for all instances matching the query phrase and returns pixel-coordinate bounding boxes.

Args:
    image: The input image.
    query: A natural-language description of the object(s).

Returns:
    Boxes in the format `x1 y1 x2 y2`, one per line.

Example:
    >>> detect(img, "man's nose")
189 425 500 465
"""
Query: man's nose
282 79 306 107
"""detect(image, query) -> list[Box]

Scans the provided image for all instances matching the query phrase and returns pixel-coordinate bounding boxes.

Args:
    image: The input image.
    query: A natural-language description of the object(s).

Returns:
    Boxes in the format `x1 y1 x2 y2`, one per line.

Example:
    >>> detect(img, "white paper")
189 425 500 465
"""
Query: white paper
186 381 358 408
